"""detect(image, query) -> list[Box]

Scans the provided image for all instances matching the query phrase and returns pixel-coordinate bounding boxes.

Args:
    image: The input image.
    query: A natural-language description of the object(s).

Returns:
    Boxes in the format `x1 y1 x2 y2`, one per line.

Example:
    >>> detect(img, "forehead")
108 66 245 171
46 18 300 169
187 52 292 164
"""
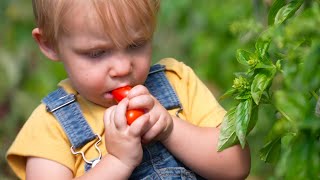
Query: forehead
63 3 104 36
61 1 152 47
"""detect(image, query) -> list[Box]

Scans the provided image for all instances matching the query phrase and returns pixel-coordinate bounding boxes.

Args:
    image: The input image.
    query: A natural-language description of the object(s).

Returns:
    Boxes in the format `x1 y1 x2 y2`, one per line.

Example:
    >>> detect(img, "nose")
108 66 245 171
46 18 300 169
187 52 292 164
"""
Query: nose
109 52 133 78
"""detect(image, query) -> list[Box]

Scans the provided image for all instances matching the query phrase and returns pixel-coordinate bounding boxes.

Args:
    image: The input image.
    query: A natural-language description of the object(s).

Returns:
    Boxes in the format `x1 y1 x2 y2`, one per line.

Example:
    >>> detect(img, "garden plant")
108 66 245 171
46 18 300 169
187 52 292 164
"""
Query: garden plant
218 0 320 179
0 0 319 179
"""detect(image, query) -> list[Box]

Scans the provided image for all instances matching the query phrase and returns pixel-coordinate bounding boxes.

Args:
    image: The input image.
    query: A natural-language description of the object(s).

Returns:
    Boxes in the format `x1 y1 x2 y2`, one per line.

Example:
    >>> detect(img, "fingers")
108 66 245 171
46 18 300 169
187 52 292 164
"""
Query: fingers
141 117 167 143
128 95 155 111
113 98 129 130
104 98 129 131
104 84 173 144
126 85 156 113
129 113 151 137
104 105 115 127
104 98 151 137
127 85 149 99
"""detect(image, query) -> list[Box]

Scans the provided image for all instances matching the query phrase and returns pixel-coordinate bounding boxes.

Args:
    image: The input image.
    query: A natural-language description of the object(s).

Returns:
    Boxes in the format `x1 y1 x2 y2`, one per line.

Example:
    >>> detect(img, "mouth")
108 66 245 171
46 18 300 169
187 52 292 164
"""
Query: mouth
103 91 114 99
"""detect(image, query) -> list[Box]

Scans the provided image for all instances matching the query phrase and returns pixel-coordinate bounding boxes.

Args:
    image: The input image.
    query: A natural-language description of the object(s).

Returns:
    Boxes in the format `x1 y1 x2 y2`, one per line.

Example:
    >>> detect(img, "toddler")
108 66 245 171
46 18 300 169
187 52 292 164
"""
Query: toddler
7 0 250 179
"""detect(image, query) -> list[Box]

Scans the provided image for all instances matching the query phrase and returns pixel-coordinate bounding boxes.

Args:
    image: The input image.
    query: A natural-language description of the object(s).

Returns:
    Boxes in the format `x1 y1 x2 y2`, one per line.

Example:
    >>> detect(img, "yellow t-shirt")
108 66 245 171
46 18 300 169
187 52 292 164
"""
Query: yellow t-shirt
7 58 226 179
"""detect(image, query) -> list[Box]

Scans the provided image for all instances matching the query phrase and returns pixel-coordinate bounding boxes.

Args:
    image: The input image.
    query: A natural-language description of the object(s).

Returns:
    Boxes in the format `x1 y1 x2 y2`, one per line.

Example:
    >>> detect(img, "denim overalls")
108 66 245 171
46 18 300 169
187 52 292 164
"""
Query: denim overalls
43 64 205 179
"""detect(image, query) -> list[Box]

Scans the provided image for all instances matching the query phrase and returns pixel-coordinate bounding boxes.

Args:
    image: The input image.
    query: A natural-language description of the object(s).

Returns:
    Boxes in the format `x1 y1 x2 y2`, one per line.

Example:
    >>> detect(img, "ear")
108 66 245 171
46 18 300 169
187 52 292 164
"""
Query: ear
32 28 59 61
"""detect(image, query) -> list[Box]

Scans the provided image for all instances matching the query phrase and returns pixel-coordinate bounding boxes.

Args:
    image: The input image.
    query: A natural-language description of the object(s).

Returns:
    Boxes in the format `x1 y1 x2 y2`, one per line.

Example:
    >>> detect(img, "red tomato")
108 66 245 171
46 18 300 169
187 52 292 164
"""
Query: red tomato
126 109 144 125
111 86 144 125
111 86 132 102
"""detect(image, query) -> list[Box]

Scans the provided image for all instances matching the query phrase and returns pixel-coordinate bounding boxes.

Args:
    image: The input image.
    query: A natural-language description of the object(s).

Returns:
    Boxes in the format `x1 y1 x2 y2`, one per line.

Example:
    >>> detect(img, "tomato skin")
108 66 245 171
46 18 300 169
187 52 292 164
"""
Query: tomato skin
111 86 132 102
111 86 144 125
126 109 144 125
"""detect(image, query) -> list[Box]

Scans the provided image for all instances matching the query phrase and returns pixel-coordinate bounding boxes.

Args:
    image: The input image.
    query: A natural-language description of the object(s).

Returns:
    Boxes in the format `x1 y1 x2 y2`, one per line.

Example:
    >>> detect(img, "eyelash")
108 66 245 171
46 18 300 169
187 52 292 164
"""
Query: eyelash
85 41 147 58
87 50 109 58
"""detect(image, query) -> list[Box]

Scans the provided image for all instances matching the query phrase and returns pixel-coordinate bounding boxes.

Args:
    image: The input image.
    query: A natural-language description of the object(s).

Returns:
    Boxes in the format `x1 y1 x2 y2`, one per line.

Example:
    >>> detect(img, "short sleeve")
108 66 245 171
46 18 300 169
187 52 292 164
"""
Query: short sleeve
159 58 226 127
6 104 75 179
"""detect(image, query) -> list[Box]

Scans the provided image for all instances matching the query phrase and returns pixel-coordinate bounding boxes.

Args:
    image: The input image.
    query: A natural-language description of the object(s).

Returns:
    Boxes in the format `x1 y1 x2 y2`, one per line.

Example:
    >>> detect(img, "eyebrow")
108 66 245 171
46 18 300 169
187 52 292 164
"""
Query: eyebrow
73 39 147 53
73 42 114 52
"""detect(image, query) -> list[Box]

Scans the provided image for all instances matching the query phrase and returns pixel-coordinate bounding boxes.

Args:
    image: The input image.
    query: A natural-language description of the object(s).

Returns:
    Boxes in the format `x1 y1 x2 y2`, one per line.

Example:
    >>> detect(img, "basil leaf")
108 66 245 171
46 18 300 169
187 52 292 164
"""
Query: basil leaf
251 68 276 105
235 91 251 100
300 42 320 90
285 135 320 179
235 99 253 148
248 105 258 133
219 88 237 101
274 90 308 123
268 0 286 25
260 137 281 163
255 38 271 59
275 0 304 25
236 49 255 66
217 107 239 152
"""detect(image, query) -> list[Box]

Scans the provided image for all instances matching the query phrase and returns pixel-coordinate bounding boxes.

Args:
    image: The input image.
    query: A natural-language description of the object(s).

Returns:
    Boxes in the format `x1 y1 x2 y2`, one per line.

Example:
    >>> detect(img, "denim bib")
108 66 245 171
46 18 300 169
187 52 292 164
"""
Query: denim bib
43 64 204 179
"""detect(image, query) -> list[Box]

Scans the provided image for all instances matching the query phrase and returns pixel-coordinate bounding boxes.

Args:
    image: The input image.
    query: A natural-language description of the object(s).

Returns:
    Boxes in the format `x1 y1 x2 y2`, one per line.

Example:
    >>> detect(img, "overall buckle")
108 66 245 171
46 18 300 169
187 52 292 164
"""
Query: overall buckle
70 134 102 168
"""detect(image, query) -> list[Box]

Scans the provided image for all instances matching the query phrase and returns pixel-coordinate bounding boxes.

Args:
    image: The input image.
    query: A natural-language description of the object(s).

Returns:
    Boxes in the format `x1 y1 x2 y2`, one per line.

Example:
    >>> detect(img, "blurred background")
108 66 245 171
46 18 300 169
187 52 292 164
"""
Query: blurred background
0 0 295 179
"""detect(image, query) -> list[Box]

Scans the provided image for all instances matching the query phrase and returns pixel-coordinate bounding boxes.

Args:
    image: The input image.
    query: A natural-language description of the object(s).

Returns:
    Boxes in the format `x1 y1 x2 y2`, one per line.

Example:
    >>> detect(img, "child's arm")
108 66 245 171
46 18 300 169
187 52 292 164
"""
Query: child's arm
128 85 250 179
26 153 134 180
161 116 251 179
26 98 150 180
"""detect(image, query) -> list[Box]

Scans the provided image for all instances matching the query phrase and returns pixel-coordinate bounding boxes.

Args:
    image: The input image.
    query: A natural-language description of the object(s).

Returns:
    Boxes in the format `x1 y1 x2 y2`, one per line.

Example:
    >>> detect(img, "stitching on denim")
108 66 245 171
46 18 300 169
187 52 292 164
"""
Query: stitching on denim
145 146 164 180
157 167 196 178
42 88 96 148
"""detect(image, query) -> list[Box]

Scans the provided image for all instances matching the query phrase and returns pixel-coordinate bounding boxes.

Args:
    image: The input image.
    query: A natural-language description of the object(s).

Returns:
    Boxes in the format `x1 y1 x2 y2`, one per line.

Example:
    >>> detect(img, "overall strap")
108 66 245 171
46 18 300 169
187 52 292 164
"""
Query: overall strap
145 64 182 110
42 88 96 149
42 64 182 150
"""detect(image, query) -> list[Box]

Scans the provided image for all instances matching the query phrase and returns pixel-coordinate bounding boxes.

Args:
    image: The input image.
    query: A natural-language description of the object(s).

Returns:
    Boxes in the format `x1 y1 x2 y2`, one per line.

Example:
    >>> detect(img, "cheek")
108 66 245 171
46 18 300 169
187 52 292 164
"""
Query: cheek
74 69 104 87
135 58 151 84
63 61 106 90
140 47 152 80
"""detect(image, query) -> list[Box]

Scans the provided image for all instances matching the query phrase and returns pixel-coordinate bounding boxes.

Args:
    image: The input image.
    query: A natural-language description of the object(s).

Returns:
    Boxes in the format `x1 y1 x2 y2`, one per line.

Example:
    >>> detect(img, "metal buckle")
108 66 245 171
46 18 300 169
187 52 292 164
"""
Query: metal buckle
46 94 77 113
175 107 183 118
148 65 165 75
70 134 102 167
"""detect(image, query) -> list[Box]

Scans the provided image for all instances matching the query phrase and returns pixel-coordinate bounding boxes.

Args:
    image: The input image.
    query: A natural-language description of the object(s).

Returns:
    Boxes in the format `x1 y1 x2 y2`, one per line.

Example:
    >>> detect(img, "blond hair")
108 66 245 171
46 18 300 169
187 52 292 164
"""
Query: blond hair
32 0 160 48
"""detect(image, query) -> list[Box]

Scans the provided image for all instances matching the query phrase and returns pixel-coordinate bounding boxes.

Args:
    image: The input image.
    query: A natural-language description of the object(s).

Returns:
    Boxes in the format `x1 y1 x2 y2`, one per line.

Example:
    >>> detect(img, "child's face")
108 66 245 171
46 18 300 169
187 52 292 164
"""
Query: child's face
55 3 153 108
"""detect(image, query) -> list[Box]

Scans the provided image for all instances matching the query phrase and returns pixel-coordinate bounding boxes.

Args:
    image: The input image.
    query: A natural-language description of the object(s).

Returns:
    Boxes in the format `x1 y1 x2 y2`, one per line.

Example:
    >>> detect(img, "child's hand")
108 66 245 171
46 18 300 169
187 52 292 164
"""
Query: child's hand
103 98 150 170
112 86 144 125
127 85 174 144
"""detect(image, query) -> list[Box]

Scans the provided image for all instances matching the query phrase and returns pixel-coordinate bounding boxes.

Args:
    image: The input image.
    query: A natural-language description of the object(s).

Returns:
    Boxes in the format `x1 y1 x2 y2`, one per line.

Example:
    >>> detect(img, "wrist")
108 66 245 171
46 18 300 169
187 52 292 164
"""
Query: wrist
105 154 137 176
160 115 175 145
86 154 137 179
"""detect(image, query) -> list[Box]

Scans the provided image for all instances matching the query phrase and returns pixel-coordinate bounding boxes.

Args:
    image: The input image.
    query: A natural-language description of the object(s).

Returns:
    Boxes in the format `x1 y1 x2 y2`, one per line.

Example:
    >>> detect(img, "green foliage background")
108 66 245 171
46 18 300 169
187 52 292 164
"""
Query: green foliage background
0 0 319 179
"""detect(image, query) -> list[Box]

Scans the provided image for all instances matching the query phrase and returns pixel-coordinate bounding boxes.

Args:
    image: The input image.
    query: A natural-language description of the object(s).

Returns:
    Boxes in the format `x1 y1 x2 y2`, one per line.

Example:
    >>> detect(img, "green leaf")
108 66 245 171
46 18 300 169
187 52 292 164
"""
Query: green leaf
255 37 271 59
300 42 320 90
254 27 275 65
274 90 308 123
260 137 281 163
268 0 286 25
235 99 253 148
285 134 320 179
248 105 258 133
217 107 239 152
266 118 293 142
236 49 255 66
254 62 275 69
251 68 277 105
274 0 304 25
235 90 251 100
219 88 237 101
